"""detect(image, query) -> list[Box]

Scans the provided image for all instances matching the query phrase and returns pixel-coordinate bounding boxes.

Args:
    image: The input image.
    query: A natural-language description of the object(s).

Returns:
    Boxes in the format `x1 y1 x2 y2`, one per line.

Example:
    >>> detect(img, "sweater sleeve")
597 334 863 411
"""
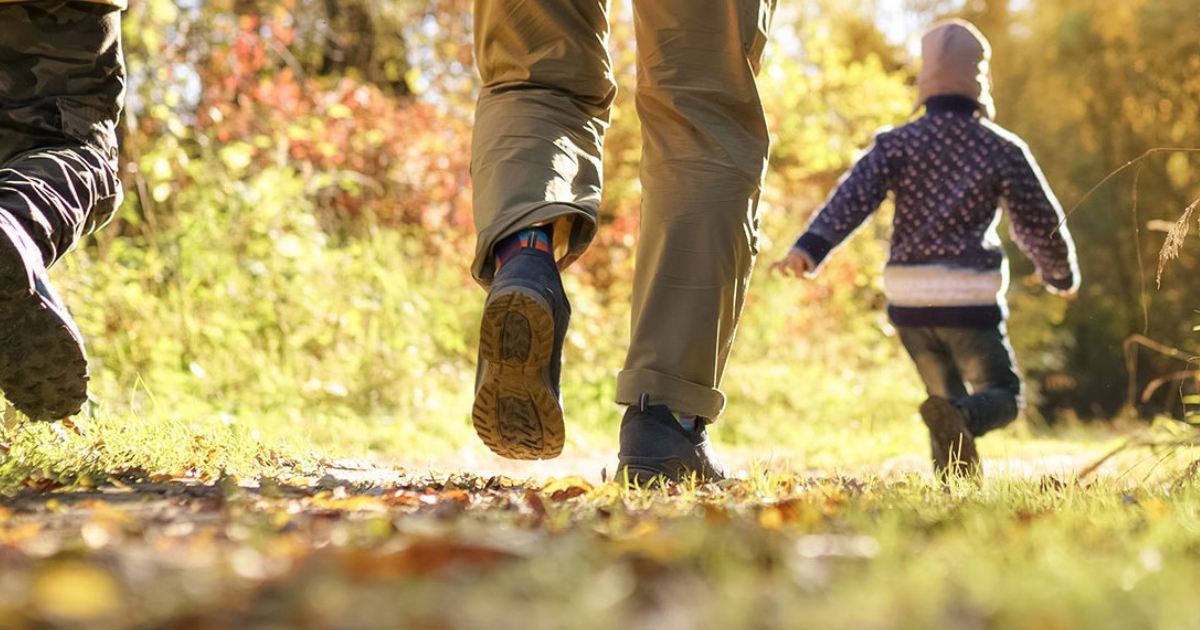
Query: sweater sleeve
792 135 892 268
1001 138 1080 292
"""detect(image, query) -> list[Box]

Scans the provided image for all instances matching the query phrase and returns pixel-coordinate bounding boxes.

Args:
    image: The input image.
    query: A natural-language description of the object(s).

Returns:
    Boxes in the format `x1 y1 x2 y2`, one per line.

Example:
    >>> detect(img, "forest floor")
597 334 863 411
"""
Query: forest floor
4 416 1200 630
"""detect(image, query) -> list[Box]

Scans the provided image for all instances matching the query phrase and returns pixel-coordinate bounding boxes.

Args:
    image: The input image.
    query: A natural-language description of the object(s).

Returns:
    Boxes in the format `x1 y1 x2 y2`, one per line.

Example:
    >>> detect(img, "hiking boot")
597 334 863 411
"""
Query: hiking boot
919 396 980 480
472 247 569 460
0 212 88 421
616 394 725 485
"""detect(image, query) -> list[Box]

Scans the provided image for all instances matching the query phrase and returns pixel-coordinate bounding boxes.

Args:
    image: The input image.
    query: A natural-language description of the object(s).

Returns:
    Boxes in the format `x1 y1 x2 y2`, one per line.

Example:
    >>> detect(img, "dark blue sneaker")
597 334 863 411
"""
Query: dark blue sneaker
472 247 569 459
616 394 725 485
0 212 88 421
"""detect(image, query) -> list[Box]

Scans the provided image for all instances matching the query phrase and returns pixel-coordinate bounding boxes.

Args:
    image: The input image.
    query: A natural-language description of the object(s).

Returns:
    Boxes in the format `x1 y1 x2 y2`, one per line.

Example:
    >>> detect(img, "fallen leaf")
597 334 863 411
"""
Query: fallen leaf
32 562 122 622
524 488 548 521
340 540 516 580
543 476 594 502
385 490 423 507
758 499 820 530
60 418 88 438
441 488 471 505
21 477 65 493
0 522 43 545
309 494 390 512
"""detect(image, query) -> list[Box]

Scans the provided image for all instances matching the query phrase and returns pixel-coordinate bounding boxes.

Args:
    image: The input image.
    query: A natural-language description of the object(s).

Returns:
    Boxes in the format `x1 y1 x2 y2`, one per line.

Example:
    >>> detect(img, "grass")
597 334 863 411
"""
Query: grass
3 460 1200 629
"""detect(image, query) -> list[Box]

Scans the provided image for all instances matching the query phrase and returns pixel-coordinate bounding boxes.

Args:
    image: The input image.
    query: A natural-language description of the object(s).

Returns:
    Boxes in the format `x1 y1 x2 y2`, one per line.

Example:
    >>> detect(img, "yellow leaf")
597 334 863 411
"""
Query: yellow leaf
543 476 595 501
759 506 785 530
32 562 122 622
310 495 389 512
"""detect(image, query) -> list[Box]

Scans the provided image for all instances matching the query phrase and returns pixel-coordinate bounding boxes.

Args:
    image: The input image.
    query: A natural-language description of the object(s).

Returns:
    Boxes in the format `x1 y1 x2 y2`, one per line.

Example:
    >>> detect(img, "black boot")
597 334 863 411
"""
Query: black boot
616 394 725 485
472 247 570 460
0 211 87 421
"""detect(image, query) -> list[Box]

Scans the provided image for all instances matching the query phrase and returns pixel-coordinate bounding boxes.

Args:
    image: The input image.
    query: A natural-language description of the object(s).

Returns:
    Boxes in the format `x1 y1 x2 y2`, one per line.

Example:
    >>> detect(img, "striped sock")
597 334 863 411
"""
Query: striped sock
495 227 553 270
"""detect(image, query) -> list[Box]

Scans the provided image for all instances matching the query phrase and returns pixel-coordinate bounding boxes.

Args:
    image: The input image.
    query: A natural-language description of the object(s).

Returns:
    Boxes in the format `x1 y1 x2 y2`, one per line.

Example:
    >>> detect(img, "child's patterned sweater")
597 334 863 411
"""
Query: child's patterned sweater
792 96 1079 327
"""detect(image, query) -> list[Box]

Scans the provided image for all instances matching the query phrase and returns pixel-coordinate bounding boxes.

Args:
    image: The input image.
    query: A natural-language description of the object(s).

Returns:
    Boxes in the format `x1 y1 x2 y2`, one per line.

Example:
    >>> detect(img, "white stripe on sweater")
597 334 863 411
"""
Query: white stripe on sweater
883 264 1008 307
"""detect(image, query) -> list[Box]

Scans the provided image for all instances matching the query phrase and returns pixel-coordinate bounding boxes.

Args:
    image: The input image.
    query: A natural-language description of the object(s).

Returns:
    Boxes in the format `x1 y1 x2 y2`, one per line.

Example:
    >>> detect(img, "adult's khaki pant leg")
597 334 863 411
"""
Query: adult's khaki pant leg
616 0 774 419
470 0 615 286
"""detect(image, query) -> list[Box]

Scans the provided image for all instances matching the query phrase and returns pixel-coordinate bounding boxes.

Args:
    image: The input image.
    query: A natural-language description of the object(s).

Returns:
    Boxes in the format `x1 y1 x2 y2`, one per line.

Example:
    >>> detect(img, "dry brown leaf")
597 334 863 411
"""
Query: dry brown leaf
340 540 515 580
758 499 820 530
543 476 595 502
440 488 471 505
20 477 65 493
524 488 548 520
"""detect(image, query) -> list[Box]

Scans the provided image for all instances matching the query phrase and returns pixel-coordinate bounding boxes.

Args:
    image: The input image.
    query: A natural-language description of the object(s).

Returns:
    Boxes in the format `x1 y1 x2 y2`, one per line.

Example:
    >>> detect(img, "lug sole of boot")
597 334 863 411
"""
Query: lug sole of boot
472 287 564 460
919 398 980 480
0 239 88 422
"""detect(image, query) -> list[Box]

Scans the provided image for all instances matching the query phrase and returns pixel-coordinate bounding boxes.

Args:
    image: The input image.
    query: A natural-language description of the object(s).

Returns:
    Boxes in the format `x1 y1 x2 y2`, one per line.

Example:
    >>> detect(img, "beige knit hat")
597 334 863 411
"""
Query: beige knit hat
916 19 995 119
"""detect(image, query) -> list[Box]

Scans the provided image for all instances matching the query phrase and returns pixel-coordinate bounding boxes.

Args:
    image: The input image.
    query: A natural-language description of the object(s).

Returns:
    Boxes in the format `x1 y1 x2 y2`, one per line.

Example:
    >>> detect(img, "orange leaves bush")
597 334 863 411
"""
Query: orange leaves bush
195 16 473 234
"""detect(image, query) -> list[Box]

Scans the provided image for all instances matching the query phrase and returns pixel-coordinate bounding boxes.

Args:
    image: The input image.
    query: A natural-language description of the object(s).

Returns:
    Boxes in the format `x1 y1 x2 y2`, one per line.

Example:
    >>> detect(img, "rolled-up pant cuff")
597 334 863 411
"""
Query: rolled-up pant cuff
471 201 597 287
616 368 725 420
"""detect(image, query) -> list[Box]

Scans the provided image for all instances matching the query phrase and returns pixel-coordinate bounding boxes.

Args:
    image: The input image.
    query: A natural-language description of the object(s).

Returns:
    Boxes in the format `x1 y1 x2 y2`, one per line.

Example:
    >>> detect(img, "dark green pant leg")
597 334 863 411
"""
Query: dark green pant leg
0 1 125 267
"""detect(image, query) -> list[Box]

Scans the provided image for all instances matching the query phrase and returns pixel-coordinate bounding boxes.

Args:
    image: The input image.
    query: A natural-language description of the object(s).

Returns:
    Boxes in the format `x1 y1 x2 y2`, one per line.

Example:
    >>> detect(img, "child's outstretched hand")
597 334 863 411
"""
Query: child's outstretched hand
769 249 814 278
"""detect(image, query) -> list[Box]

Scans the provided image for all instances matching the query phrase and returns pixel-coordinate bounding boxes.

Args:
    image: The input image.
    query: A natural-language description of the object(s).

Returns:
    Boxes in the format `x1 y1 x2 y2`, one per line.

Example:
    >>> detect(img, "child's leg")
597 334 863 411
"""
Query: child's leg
897 327 969 400
899 326 979 476
943 324 1023 437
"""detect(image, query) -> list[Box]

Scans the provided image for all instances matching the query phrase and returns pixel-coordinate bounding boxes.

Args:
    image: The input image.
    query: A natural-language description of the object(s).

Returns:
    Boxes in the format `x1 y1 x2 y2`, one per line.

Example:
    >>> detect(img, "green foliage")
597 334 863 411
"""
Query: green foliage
48 154 489 473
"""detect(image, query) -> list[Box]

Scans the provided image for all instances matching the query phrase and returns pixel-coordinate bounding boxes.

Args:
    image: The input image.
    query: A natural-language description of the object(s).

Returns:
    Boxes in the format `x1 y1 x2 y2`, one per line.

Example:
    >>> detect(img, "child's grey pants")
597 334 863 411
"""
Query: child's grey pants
899 324 1024 436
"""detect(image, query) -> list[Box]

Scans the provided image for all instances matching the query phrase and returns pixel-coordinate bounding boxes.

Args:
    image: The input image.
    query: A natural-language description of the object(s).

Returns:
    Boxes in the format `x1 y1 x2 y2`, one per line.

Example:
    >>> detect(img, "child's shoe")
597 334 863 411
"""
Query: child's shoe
919 396 980 480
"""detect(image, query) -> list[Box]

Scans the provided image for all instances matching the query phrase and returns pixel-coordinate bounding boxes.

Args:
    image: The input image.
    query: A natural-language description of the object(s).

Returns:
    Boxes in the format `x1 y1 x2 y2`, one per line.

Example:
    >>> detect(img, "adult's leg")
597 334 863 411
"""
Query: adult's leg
470 0 613 459
0 1 124 266
0 1 124 420
617 0 775 420
944 324 1024 437
470 0 615 285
